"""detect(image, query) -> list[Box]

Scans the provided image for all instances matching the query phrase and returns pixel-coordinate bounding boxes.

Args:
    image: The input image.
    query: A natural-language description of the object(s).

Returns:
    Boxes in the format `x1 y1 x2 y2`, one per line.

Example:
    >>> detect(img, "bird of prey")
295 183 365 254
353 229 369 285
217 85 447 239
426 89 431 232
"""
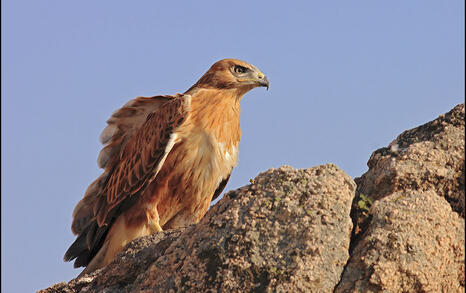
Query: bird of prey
64 59 269 276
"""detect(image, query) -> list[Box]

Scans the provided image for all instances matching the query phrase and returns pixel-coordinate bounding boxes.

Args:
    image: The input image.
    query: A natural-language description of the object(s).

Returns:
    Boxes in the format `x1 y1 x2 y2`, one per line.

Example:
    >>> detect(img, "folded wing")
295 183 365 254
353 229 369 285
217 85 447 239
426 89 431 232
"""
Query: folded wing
65 94 191 267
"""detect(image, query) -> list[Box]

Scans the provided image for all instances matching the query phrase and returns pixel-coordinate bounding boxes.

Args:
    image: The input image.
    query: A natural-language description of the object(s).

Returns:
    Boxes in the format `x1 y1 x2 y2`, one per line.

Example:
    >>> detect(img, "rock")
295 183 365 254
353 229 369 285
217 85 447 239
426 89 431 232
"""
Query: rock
356 103 465 217
40 104 465 292
337 103 465 292
40 229 184 293
335 190 465 292
40 164 356 292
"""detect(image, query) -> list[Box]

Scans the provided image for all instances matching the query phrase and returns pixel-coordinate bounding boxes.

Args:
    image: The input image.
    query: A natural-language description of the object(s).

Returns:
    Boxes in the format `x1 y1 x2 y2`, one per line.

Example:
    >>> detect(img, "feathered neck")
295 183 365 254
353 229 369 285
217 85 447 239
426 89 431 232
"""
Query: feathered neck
185 88 242 145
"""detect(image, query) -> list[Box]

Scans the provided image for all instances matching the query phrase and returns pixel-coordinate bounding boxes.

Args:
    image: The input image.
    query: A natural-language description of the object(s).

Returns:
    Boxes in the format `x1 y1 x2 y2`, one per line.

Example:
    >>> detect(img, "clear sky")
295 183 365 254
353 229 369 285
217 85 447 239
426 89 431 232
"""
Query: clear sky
2 1 464 292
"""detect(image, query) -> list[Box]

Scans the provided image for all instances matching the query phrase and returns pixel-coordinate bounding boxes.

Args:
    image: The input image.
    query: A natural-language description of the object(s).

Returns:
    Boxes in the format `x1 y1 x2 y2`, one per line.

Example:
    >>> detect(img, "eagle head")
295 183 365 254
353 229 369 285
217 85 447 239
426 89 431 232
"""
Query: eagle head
187 59 269 94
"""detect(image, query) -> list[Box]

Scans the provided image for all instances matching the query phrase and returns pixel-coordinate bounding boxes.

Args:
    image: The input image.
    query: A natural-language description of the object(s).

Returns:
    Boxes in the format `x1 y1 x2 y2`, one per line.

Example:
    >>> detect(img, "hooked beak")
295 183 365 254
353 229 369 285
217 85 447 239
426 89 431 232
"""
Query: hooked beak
261 76 270 90
256 74 270 90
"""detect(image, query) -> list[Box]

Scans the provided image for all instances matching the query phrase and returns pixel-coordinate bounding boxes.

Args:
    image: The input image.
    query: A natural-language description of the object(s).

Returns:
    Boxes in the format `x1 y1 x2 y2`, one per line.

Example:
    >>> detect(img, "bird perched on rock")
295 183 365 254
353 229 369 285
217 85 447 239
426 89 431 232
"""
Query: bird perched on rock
64 59 269 276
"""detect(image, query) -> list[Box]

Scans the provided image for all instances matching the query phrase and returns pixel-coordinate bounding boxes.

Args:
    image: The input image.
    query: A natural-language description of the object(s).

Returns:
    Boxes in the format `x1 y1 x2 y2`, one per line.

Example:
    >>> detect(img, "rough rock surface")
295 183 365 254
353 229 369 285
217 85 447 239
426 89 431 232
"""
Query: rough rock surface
339 103 465 292
40 104 465 293
41 164 355 292
356 103 465 217
335 190 465 292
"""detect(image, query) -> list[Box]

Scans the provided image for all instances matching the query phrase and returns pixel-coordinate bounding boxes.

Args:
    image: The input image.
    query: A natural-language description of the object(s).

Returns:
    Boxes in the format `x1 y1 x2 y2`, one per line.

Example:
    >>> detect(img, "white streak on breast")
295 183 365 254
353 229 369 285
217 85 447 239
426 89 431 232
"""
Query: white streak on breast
218 142 238 164
150 133 179 181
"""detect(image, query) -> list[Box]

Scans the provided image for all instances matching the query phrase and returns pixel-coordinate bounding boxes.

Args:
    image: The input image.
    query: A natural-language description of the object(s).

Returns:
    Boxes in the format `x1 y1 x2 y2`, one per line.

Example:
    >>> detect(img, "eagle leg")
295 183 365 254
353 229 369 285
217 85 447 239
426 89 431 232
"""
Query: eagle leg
148 220 163 233
145 208 163 233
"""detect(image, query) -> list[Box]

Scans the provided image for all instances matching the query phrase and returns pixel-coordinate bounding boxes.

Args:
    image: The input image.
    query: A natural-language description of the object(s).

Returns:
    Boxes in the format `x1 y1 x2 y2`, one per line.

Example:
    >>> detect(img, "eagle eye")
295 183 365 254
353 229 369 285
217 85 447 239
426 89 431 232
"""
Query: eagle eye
234 65 248 74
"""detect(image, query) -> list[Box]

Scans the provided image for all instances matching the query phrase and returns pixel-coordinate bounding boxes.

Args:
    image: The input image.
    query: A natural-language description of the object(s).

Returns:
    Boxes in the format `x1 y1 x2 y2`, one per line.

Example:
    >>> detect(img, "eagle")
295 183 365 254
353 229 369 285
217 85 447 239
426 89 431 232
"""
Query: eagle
64 59 269 276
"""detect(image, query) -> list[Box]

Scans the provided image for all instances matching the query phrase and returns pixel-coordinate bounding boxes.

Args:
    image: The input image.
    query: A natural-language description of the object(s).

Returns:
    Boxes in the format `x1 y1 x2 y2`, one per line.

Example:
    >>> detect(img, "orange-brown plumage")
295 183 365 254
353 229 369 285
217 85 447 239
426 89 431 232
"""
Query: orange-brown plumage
64 59 269 276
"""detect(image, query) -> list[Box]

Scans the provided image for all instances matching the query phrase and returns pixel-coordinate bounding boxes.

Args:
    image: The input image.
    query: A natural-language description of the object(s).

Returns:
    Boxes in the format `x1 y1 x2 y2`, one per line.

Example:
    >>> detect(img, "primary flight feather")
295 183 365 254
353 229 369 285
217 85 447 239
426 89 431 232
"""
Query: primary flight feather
64 59 269 276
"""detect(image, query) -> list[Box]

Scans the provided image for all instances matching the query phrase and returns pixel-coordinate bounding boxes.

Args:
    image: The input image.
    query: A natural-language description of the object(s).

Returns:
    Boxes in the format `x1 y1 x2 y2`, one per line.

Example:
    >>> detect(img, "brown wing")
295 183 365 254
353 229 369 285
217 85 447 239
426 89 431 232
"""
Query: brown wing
65 94 191 268
98 95 176 170
71 94 190 235
94 94 190 225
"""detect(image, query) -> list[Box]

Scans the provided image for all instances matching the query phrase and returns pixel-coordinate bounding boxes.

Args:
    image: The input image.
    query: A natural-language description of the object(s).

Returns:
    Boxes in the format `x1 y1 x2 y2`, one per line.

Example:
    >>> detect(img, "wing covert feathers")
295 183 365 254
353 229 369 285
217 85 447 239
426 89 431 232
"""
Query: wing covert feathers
96 94 190 225
70 94 190 245
97 95 174 169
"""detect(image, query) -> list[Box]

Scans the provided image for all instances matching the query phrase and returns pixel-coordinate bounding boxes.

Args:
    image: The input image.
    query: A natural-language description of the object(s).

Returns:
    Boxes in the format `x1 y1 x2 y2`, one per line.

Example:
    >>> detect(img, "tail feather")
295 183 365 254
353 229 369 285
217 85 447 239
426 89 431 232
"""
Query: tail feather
64 194 138 270
64 220 111 269
63 232 88 263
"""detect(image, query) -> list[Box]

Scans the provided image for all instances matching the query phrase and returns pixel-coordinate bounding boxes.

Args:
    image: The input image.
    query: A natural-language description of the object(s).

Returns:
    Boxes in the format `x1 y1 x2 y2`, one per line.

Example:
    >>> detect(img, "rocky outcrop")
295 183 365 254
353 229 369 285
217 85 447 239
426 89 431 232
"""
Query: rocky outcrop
41 164 356 292
335 103 465 292
355 103 464 218
40 104 465 292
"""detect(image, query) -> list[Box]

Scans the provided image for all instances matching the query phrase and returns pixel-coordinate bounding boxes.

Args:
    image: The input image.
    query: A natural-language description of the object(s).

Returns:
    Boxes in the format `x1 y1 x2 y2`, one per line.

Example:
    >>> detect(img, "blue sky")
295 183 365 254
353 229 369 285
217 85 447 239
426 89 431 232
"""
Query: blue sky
2 1 464 292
